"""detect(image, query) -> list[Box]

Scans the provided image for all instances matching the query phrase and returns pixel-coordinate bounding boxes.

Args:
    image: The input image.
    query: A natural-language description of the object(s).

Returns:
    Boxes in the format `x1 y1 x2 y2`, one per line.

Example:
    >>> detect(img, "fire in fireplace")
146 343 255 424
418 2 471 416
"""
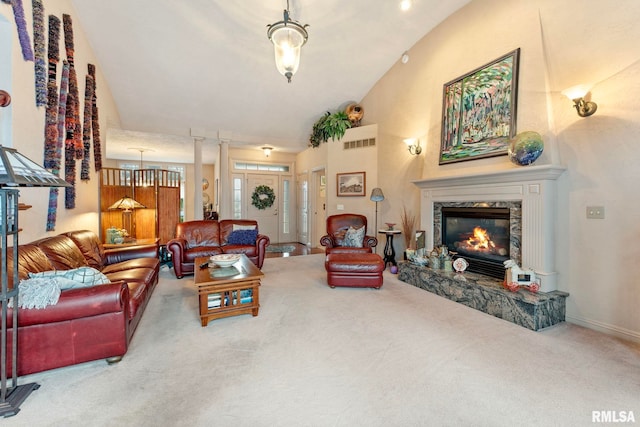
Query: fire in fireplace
441 207 510 278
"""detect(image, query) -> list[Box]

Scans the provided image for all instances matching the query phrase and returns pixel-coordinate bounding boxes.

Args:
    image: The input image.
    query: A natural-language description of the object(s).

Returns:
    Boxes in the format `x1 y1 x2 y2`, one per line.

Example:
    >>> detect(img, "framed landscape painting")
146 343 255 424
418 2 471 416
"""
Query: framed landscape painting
336 172 366 197
439 48 520 164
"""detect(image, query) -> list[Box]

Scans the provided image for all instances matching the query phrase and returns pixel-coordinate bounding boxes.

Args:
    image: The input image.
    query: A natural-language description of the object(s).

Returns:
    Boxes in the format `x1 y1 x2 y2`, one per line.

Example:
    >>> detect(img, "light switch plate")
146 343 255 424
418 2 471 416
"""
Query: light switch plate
337 204 344 211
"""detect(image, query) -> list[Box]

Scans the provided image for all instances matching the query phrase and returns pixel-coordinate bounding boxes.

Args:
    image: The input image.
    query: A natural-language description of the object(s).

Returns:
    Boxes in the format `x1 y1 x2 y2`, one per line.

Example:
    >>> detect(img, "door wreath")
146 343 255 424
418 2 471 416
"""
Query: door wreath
251 185 276 210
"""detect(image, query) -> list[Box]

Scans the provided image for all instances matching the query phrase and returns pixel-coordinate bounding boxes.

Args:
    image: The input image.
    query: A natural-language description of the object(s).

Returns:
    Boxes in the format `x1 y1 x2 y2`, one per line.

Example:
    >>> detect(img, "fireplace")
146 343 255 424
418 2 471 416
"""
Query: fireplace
413 164 566 293
401 165 569 329
442 207 510 279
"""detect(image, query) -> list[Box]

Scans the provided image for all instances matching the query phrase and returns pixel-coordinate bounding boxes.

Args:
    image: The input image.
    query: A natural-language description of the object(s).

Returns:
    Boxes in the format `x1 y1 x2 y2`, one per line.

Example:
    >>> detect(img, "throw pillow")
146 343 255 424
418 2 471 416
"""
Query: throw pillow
343 226 365 248
232 224 257 231
227 229 258 245
29 266 110 287
54 276 98 290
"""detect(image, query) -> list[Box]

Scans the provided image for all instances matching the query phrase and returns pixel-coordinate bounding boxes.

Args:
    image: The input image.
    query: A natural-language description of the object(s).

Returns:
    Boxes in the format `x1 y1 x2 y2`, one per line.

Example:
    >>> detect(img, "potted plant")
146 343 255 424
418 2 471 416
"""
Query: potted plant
309 110 352 147
400 206 417 260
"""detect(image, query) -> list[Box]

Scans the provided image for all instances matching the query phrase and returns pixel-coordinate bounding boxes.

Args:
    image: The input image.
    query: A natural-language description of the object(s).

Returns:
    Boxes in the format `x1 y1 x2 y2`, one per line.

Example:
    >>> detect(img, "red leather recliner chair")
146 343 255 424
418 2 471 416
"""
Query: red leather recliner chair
320 214 378 254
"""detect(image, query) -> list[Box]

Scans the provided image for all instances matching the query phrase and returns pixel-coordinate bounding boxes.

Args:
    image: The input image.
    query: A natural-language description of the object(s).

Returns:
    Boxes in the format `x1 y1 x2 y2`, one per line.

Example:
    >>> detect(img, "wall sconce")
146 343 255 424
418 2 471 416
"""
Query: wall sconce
562 84 597 117
404 138 422 155
262 146 273 157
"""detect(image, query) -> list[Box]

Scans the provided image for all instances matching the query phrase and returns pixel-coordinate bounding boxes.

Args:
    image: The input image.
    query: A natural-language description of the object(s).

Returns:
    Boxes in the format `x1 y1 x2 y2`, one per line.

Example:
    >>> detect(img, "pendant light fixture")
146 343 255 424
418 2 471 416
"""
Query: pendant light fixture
267 1 309 83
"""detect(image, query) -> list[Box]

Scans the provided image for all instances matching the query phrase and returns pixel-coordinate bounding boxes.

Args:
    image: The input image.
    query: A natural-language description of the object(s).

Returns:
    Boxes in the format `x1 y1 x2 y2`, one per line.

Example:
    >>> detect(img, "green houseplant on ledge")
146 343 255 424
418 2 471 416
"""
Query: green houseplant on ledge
309 110 352 147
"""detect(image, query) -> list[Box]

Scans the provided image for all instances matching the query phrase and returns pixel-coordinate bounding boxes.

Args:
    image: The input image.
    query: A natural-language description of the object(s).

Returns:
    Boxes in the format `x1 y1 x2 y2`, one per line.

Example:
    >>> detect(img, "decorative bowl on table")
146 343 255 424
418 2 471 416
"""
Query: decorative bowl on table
209 254 241 268
384 222 396 230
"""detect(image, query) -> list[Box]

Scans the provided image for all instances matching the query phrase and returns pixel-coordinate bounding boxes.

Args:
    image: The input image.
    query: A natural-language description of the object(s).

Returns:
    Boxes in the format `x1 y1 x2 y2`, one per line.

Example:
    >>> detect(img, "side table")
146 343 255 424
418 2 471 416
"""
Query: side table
378 229 401 270
103 238 160 249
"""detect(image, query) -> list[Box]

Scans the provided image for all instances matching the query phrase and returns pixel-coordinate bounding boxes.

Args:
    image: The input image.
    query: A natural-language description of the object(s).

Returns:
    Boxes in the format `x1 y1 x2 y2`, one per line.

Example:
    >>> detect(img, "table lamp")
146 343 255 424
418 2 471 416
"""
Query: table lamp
107 195 145 239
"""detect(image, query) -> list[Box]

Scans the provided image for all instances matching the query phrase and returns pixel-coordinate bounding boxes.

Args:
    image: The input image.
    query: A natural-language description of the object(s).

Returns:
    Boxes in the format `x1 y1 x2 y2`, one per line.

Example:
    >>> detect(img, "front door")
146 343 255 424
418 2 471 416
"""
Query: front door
247 174 279 244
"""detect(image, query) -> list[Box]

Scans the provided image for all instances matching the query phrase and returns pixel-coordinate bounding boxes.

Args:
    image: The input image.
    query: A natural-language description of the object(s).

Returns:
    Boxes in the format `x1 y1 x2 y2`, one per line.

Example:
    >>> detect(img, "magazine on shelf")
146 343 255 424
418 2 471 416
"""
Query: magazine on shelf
208 293 222 308
207 289 252 308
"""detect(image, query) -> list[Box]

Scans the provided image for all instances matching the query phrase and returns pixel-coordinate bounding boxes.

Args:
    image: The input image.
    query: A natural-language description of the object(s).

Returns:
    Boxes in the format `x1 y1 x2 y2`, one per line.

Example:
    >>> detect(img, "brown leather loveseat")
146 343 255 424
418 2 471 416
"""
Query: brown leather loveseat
167 219 270 279
5 230 159 376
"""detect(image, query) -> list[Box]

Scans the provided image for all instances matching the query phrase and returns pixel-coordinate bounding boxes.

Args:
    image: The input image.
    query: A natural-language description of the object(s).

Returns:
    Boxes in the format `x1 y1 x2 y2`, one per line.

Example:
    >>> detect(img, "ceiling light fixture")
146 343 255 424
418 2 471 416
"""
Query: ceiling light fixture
267 0 309 83
401 51 409 64
400 0 412 12
128 147 155 169
262 146 273 157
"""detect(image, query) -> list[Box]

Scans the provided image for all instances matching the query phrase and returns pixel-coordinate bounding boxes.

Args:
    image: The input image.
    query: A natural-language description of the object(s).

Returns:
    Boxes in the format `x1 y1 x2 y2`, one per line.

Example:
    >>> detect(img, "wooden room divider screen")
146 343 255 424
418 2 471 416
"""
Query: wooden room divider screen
100 168 181 245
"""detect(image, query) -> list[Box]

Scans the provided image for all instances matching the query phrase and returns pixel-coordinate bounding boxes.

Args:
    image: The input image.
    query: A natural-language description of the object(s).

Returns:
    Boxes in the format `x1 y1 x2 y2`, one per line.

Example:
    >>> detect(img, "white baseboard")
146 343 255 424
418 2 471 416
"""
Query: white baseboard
566 315 640 344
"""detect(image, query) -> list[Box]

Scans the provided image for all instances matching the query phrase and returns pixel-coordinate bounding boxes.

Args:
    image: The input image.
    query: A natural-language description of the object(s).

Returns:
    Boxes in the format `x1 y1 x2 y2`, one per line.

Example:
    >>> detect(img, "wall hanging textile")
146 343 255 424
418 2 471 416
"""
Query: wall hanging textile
44 14 60 168
6 0 34 61
88 63 102 172
62 14 82 159
45 14 61 231
48 60 69 230
32 0 46 106
80 73 93 180
63 14 78 208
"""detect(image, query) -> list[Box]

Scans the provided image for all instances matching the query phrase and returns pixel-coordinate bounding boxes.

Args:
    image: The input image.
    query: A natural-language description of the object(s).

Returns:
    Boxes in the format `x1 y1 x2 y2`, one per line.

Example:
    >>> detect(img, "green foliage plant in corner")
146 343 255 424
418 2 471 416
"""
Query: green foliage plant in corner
309 110 352 147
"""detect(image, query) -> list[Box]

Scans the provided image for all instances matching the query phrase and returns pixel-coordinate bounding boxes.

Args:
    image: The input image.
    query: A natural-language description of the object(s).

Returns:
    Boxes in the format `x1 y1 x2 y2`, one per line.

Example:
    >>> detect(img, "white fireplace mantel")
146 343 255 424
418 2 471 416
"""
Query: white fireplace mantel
413 164 566 292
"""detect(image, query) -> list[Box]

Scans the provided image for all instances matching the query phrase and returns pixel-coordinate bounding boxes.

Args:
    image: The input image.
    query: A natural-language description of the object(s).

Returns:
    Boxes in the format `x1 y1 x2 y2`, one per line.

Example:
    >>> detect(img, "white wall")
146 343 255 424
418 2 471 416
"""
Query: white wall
360 0 640 341
1 0 120 242
298 125 380 237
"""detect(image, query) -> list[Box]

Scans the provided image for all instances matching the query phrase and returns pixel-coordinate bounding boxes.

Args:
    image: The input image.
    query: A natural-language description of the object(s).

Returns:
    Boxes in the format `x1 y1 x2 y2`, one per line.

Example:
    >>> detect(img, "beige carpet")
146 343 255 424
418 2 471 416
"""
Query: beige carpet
6 254 640 427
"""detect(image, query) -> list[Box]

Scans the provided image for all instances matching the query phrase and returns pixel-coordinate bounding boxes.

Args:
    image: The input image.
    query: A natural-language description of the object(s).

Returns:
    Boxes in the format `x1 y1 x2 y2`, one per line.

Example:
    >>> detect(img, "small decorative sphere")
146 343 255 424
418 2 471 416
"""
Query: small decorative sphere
390 265 398 274
345 103 364 126
508 131 544 166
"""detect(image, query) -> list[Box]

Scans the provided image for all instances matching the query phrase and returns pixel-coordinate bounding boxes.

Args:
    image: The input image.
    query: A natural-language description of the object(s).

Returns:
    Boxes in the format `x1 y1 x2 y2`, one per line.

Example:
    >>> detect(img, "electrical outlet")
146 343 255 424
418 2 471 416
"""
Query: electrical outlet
337 204 344 211
586 206 605 219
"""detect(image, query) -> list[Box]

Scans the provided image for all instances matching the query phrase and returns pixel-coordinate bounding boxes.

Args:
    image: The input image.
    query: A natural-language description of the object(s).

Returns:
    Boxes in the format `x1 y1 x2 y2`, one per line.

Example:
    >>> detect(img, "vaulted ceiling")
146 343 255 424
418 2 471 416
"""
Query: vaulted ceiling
69 0 470 164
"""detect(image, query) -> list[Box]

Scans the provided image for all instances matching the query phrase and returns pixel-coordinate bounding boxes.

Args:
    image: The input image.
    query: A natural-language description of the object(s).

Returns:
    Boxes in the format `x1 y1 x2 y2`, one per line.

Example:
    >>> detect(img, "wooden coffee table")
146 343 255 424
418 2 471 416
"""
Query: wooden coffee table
194 255 263 327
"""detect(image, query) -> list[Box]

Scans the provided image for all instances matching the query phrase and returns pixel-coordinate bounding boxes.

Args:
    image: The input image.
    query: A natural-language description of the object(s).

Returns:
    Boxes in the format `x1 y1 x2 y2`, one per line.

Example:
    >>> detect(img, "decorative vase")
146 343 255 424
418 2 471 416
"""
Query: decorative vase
508 131 544 166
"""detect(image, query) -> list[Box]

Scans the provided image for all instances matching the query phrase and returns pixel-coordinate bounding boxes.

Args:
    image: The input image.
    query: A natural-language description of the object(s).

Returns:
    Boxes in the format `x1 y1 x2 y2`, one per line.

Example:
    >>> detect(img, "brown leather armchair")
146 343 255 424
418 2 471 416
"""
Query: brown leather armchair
320 214 377 254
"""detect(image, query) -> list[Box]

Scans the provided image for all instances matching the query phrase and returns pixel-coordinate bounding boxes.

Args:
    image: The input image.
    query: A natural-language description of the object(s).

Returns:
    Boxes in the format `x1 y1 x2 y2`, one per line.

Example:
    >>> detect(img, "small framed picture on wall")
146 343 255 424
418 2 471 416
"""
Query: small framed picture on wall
336 172 366 197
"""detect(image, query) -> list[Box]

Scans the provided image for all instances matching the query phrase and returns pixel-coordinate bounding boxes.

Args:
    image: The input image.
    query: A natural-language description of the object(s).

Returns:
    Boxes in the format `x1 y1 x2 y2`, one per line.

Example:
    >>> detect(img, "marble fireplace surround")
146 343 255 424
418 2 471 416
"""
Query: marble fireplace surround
401 165 569 329
413 164 566 293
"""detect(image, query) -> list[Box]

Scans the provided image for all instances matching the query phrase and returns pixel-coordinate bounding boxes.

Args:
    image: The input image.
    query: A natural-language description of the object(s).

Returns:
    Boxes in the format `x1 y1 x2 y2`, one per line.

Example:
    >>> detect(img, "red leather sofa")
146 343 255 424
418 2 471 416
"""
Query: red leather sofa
5 230 159 376
167 219 270 279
